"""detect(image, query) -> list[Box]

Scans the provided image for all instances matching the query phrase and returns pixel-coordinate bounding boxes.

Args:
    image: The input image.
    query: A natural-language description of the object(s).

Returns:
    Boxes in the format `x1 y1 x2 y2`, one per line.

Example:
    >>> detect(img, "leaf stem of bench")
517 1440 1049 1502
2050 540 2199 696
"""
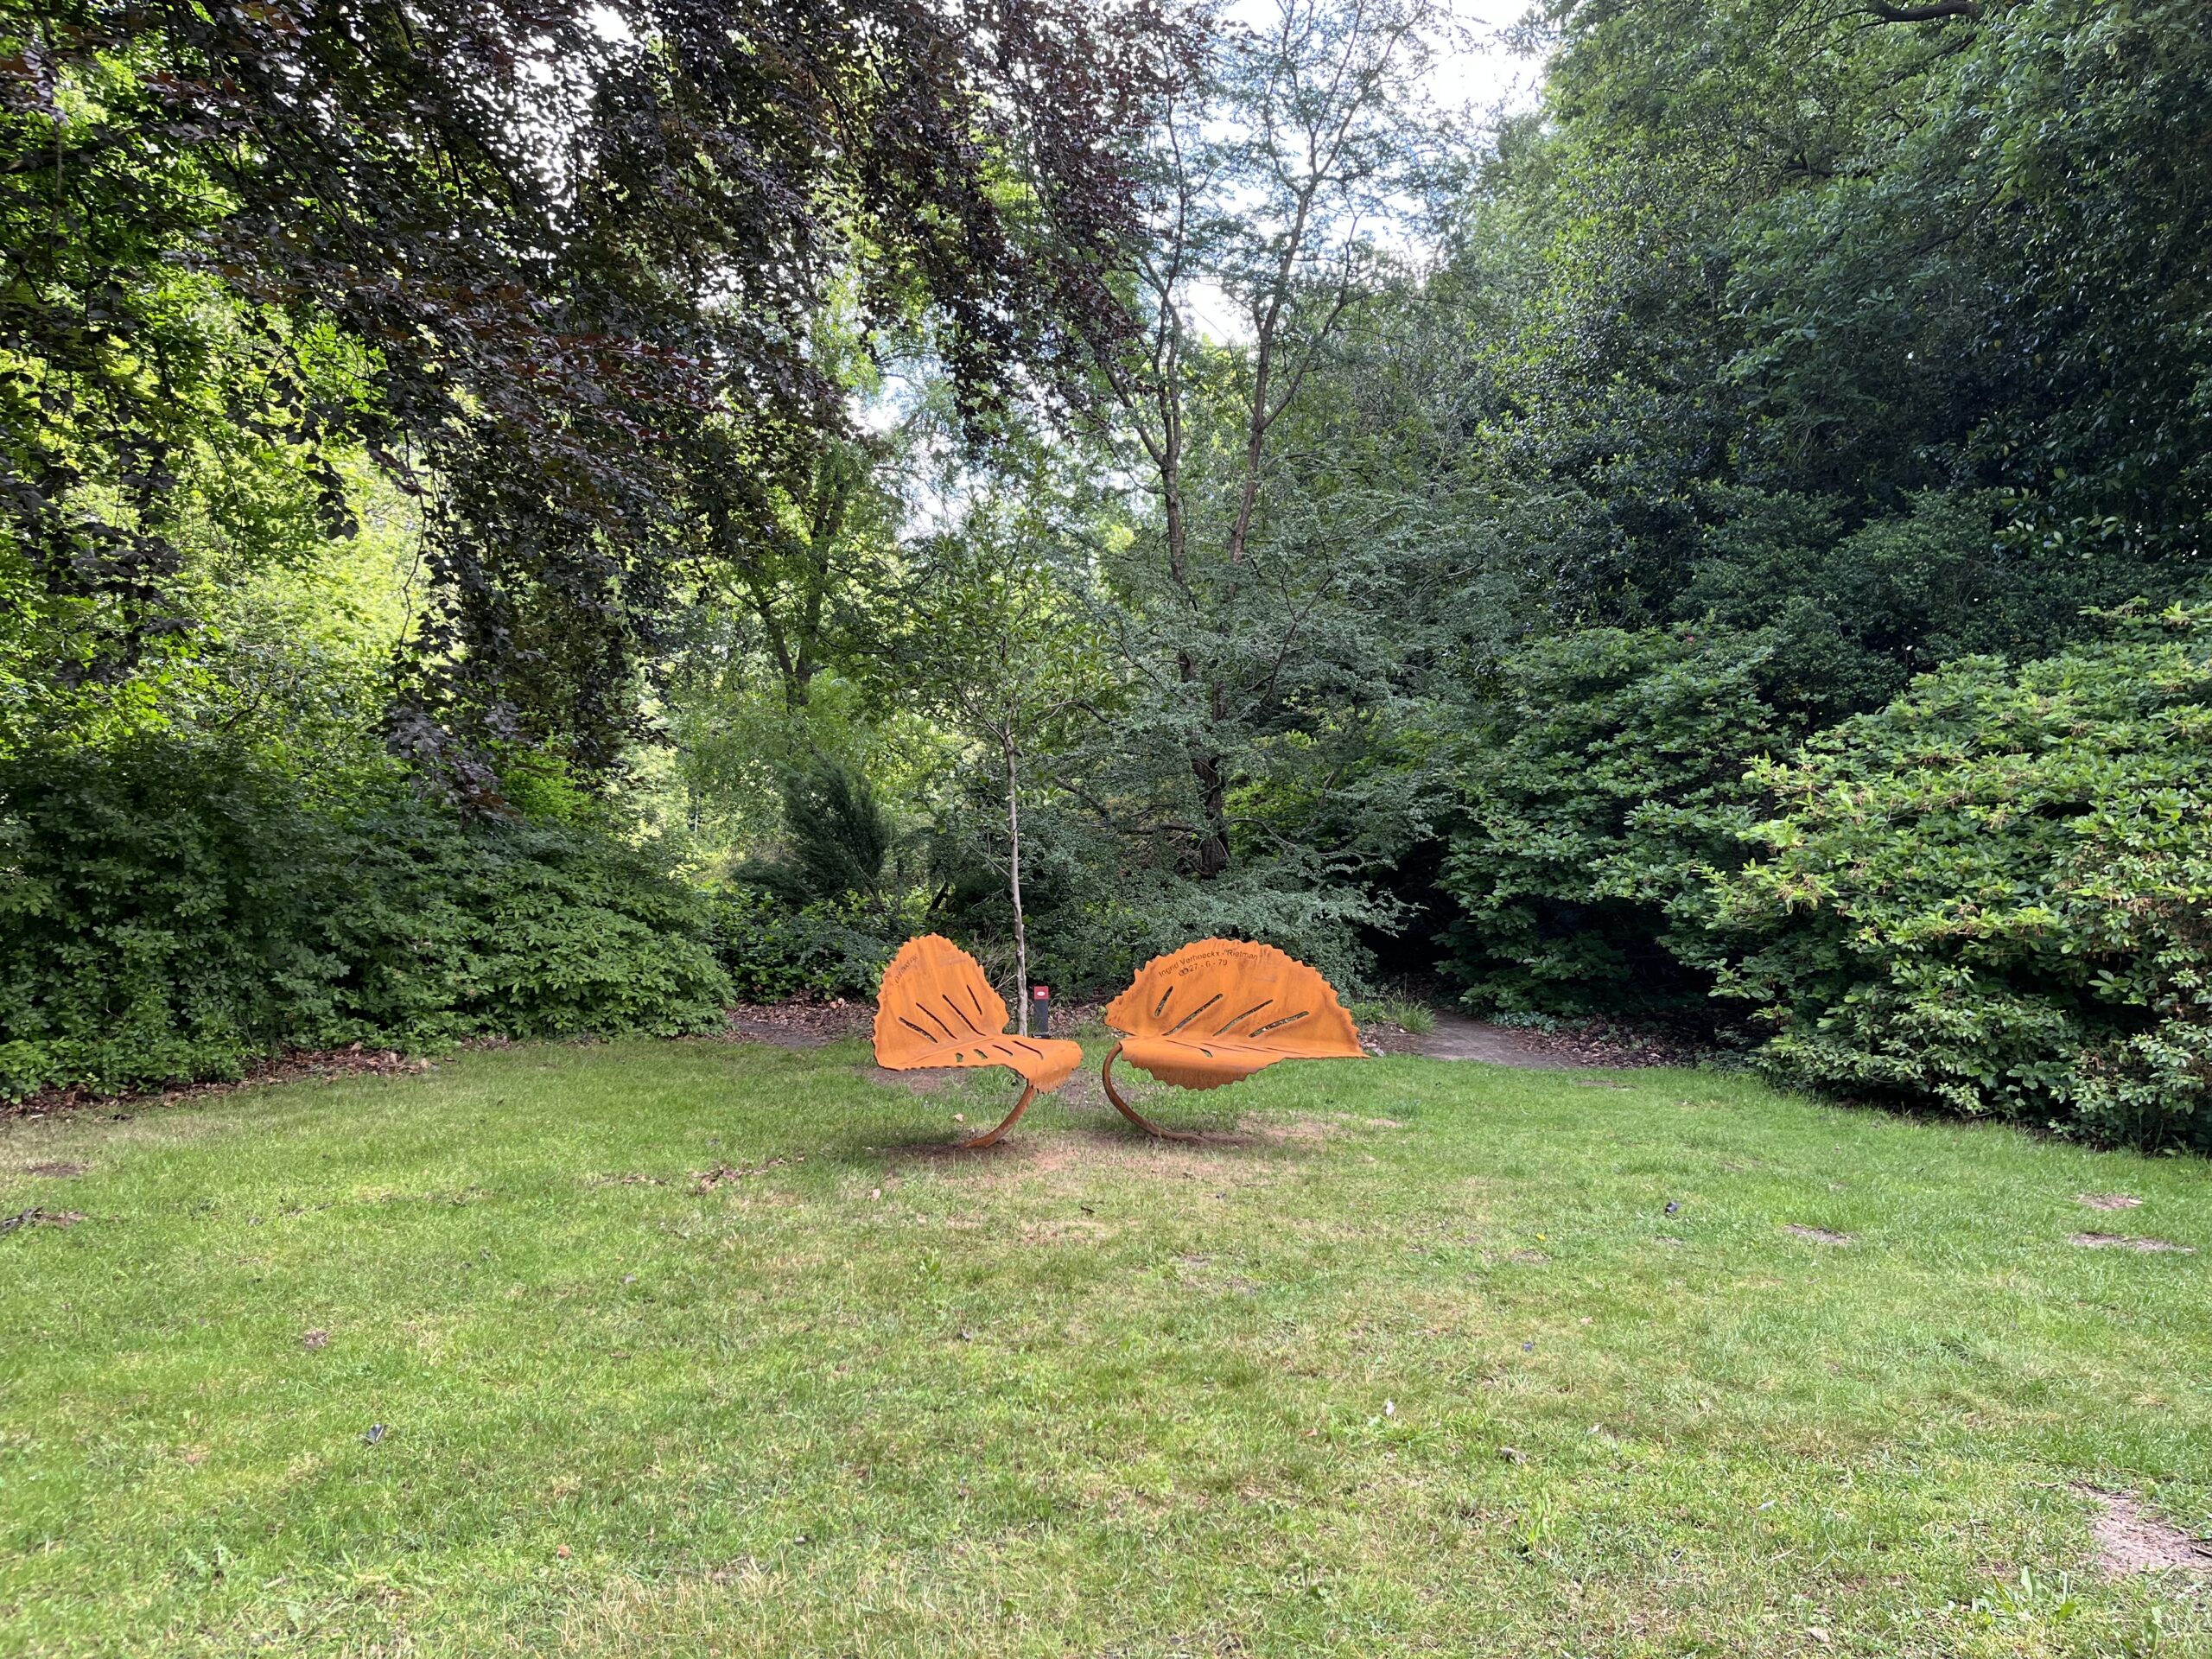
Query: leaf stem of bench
954 1080 1038 1150
1100 1043 1205 1142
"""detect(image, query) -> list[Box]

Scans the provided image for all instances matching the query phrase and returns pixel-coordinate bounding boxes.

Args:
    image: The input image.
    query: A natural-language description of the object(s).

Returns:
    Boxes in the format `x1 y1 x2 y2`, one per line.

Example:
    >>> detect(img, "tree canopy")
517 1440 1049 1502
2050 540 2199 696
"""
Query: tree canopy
3 0 1175 787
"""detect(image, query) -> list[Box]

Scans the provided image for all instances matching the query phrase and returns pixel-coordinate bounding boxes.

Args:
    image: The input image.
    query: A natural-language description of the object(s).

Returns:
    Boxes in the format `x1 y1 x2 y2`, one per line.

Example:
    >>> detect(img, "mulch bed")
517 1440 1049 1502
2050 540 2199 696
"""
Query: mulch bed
1358 1017 1705 1068
716 1001 874 1046
1357 1022 1428 1057
1486 1021 1707 1069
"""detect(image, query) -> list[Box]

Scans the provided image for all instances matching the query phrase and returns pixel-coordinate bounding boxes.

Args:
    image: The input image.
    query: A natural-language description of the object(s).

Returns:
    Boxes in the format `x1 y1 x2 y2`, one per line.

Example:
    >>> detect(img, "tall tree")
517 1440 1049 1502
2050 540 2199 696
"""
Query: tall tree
876 478 1105 1029
1097 0 1447 878
1469 0 2212 629
1389 0 2212 1017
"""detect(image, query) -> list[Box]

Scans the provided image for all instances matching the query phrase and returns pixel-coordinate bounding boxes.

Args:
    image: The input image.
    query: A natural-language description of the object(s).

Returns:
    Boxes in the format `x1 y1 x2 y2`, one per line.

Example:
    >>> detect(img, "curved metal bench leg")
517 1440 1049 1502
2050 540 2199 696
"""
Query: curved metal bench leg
1100 1042 1204 1143
953 1080 1038 1150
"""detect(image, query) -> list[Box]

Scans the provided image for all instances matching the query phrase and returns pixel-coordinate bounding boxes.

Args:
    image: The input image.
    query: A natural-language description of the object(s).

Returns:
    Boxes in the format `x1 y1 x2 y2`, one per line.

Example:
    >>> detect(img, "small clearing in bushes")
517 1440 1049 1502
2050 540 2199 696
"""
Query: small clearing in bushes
1373 1011 1702 1069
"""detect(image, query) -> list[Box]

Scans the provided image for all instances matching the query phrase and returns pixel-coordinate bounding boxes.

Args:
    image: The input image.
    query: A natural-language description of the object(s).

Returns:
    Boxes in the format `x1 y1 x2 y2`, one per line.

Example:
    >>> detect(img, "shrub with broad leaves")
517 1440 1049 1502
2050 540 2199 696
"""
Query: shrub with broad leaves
0 738 730 1097
1710 605 2212 1150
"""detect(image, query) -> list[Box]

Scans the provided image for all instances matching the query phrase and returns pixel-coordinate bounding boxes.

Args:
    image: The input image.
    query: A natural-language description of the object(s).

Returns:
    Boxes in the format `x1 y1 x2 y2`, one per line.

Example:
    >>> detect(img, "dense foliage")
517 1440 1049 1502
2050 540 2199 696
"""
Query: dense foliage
1438 626 1802 1018
1711 607 2212 1150
0 739 728 1096
1 0 1170 789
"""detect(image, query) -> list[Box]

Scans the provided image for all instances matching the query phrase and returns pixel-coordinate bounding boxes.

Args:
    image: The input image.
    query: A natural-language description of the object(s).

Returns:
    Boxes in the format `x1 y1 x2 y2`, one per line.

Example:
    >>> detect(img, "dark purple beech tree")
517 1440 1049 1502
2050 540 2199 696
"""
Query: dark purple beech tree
0 0 1184 798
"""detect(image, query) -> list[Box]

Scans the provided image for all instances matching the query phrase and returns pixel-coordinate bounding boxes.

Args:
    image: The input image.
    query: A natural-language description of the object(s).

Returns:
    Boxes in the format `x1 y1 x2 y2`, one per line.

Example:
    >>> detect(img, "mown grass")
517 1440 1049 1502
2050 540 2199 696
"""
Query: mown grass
3 1029 2209 1656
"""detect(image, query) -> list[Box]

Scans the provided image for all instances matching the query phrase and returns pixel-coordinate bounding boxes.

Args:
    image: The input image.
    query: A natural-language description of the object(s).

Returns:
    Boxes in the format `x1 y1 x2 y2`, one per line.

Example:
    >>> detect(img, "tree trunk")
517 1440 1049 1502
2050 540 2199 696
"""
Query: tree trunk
1184 669 1230 875
1192 749 1230 876
1005 731 1030 1035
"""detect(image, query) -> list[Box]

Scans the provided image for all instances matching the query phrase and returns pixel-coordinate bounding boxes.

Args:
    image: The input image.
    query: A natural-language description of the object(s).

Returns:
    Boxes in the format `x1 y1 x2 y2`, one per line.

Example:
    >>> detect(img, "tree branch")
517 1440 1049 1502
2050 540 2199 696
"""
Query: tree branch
1865 1 1980 22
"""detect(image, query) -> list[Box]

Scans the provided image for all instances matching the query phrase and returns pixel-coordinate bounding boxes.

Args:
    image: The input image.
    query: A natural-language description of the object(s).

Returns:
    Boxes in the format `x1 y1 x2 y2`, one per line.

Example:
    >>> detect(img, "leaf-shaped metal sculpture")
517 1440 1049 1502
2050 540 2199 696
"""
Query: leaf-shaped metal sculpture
873 934 1083 1148
1099 938 1364 1140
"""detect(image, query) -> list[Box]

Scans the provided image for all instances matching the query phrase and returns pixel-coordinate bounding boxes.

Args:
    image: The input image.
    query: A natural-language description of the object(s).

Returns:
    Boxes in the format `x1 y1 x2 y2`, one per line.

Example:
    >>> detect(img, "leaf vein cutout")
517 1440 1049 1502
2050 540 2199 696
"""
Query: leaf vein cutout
1165 993 1224 1035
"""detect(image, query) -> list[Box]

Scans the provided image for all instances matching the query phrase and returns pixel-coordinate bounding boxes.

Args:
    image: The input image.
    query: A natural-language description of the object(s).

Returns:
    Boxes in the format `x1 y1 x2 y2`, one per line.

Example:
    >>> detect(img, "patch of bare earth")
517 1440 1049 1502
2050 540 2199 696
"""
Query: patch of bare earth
1357 1021 1428 1057
2076 1487 2212 1576
1 1208 86 1233
718 1001 873 1047
1236 1113 1350 1147
2076 1193 2144 1211
2070 1232 2195 1253
893 1106 1380 1167
24 1161 87 1177
1783 1224 1855 1245
693 1156 805 1192
1391 1013 1703 1070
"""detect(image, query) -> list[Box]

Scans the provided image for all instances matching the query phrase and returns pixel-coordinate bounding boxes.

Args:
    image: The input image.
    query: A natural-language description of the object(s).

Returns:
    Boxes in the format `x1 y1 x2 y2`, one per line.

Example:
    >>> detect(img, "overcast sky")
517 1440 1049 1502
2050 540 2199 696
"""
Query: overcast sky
1227 0 1543 121
1169 3 1540 338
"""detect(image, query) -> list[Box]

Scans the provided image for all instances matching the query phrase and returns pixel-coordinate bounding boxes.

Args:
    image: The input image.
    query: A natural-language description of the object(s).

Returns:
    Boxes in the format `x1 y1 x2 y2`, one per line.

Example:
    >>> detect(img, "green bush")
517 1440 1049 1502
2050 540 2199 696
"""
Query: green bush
0 738 731 1097
710 753 912 1001
927 783 1386 1000
0 738 345 1093
1710 607 2212 1150
1436 626 1802 1017
709 887 899 1002
319 802 732 1046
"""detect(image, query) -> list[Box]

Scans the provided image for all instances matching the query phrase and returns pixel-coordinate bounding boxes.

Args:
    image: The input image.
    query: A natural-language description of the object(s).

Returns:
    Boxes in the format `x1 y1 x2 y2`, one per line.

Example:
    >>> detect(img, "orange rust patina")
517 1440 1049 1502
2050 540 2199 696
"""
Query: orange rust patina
1099 938 1364 1141
873 934 1083 1149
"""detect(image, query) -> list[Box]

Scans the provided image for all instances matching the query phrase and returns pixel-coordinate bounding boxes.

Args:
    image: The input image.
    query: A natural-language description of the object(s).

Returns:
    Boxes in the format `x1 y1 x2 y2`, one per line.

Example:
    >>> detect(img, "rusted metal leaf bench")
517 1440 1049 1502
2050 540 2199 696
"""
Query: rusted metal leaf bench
871 934 1082 1149
1099 938 1365 1141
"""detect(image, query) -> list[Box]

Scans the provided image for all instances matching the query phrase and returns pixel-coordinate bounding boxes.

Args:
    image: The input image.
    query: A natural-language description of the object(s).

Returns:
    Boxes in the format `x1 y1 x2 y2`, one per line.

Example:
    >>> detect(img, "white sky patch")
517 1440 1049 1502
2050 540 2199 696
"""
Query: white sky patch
1415 3 1541 119
1178 2 1538 341
884 3 1544 429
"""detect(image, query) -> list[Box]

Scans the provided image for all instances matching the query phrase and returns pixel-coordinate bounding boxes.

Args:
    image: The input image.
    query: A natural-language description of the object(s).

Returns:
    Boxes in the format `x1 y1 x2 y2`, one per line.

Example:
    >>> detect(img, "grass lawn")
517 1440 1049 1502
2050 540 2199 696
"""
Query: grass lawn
3 1029 2210 1656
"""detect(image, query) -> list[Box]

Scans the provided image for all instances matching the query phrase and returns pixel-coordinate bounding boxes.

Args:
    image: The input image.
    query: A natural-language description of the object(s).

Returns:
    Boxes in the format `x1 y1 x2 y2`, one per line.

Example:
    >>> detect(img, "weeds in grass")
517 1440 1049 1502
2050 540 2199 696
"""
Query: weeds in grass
1351 997 1436 1035
1485 1008 1562 1033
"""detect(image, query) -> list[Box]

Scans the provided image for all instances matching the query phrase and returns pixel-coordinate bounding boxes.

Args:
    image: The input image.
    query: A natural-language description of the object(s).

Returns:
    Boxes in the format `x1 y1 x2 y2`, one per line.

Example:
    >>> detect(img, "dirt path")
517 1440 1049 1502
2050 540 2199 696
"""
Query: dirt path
1379 1012 1698 1071
1400 1013 1586 1068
